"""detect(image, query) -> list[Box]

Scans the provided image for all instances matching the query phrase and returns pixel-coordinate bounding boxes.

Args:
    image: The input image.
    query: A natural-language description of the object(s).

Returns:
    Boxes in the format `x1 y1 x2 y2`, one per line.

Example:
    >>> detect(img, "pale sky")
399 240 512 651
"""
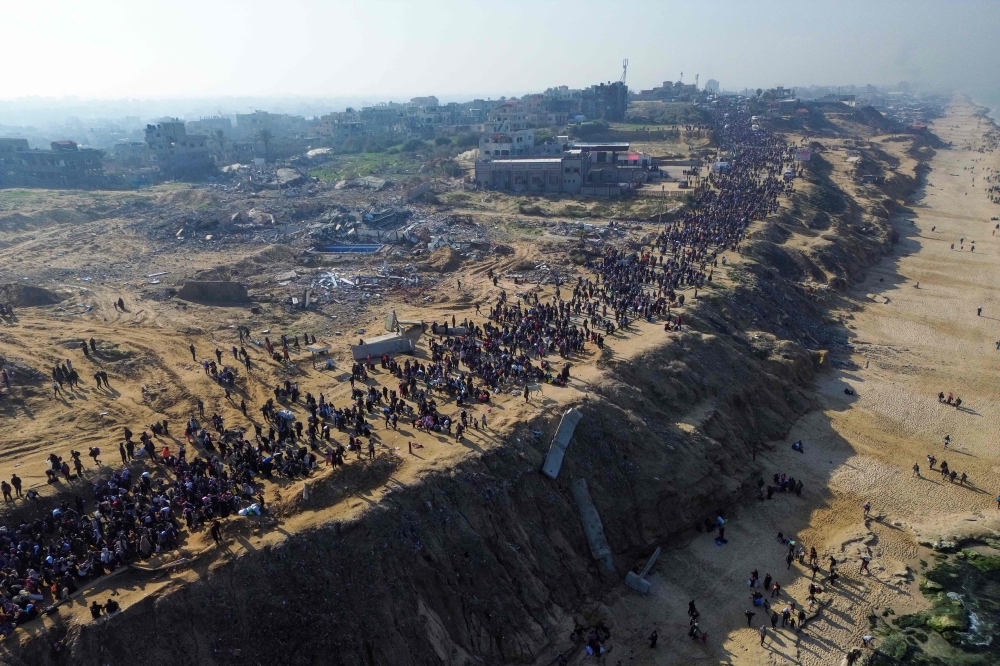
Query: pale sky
2 0 998 101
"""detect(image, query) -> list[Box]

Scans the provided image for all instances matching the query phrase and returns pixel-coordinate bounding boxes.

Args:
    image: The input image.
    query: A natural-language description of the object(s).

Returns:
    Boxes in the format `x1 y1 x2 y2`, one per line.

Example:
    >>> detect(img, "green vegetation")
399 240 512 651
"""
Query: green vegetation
400 138 427 152
452 132 479 149
308 153 417 182
626 101 712 125
874 548 1000 665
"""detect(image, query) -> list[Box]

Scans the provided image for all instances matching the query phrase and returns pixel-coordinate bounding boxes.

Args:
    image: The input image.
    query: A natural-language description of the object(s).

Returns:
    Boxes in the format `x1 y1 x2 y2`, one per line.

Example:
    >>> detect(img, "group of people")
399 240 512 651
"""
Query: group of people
937 391 963 408
746 535 833 651
758 471 804 500
0 325 385 635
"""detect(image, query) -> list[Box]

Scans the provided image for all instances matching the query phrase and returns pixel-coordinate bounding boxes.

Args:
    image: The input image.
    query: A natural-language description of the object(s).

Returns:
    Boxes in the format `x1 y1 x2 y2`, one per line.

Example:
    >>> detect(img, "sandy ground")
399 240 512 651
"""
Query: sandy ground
0 210 645 642
0 102 992 664
566 101 1000 666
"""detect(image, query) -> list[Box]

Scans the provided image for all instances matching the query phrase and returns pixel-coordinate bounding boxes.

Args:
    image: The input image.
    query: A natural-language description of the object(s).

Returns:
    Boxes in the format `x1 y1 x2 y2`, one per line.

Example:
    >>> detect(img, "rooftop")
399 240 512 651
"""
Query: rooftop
486 158 564 164
569 142 630 151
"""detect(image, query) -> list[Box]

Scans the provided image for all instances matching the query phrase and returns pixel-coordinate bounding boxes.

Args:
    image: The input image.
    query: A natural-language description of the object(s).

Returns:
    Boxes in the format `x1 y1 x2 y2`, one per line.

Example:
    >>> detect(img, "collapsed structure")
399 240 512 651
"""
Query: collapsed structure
0 139 104 187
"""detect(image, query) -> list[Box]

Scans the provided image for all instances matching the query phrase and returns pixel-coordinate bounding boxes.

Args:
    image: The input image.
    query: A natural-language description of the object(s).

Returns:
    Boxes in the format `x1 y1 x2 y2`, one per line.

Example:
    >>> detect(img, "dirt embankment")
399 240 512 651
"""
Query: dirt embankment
0 283 65 307
8 331 818 666
4 137 929 666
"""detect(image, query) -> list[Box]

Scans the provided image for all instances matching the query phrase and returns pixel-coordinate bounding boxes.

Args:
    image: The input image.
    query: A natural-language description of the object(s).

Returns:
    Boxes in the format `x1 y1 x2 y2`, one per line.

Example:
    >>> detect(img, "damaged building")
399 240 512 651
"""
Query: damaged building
144 120 214 175
0 139 105 187
474 143 652 197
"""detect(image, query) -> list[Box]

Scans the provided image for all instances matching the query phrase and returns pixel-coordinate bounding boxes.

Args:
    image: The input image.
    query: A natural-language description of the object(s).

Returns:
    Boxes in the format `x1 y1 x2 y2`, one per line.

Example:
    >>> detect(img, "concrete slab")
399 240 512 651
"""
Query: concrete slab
350 332 416 360
623 547 661 594
541 408 583 479
624 571 651 594
570 478 615 573
430 323 468 336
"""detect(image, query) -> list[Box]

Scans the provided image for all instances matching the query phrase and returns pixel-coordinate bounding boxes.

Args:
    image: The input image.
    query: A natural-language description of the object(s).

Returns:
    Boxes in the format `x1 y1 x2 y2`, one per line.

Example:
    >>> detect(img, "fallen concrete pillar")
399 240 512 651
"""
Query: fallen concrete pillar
541 408 583 479
638 546 661 578
571 478 615 573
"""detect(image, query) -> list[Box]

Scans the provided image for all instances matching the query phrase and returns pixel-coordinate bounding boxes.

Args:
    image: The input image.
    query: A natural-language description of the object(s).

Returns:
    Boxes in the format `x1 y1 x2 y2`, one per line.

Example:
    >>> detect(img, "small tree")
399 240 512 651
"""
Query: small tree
255 128 274 162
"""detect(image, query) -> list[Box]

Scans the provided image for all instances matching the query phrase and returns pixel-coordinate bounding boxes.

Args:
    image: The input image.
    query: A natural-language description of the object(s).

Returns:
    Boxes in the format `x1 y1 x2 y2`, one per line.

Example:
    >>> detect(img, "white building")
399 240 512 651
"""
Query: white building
479 129 535 159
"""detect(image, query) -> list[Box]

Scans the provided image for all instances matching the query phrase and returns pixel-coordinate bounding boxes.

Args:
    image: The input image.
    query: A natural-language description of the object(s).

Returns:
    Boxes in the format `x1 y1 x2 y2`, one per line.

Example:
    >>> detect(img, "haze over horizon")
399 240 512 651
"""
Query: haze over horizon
3 0 999 106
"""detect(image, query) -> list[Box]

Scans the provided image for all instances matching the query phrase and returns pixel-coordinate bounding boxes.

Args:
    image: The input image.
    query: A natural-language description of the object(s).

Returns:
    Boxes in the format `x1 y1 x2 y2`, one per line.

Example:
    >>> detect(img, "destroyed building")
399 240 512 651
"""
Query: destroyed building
0 139 105 187
144 120 214 174
234 111 310 139
112 141 149 167
580 81 628 121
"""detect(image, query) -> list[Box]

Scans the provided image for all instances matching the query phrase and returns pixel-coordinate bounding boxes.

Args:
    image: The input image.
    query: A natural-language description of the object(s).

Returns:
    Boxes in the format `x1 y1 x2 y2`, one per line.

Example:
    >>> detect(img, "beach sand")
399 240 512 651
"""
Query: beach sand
578 99 1000 665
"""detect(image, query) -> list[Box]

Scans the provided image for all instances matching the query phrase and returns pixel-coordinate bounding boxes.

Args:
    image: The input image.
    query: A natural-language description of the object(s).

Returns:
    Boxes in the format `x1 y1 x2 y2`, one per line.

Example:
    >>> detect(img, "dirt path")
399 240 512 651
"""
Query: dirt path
570 101 1000 666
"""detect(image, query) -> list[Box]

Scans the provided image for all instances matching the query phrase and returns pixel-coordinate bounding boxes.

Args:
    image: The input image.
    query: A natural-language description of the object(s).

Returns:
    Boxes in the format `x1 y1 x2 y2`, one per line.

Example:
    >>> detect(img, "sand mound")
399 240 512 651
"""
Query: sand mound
425 247 463 273
0 283 64 307
153 187 217 208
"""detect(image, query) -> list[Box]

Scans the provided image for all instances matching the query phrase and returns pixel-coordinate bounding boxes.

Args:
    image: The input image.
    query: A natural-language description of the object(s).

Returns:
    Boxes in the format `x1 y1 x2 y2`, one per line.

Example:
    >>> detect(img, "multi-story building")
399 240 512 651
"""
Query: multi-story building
486 102 529 131
316 110 365 141
408 96 439 108
474 142 651 197
187 116 233 137
0 139 105 186
359 103 407 132
479 129 535 158
113 141 149 167
581 81 628 122
233 111 309 139
144 120 213 171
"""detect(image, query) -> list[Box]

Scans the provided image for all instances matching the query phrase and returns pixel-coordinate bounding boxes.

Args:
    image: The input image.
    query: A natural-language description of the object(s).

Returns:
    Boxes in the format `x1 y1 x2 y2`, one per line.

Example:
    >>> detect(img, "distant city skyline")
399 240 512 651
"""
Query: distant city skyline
3 1 998 102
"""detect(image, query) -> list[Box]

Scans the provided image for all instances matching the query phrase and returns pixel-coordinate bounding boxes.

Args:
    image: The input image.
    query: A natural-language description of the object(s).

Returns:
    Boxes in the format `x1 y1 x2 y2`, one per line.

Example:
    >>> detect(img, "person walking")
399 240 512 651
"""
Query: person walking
648 630 658 648
745 609 755 627
759 625 767 646
913 462 920 477
189 343 197 362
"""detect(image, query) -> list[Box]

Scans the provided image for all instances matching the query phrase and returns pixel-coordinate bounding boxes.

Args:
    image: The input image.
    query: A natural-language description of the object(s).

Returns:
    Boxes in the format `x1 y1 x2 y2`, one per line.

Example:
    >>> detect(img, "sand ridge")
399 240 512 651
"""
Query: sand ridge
572 100 1000 666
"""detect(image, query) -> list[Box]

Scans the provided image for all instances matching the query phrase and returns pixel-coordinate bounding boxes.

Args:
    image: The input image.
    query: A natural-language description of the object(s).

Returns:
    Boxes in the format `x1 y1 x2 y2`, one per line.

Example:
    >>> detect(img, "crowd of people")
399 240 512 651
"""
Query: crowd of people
0 97 811 651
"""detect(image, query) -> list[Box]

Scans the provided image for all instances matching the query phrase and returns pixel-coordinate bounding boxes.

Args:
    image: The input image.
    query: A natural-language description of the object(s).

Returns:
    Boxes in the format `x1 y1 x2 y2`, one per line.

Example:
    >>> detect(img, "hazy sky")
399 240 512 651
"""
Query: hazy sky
3 0 999 101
